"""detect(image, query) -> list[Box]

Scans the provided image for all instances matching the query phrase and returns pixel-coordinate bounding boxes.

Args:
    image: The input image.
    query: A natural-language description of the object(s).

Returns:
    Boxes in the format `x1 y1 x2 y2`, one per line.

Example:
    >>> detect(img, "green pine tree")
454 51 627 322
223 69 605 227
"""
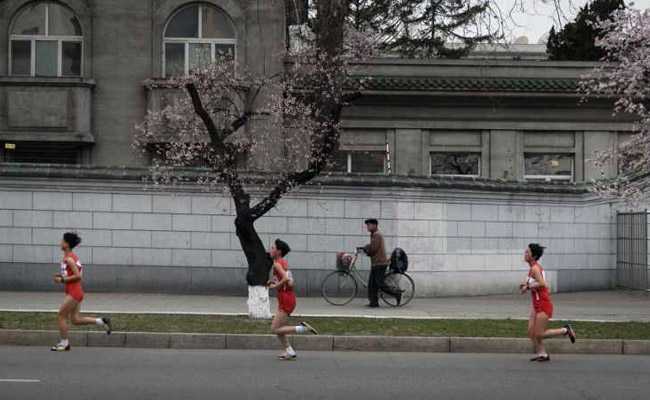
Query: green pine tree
546 0 625 61
348 0 502 59
348 0 390 32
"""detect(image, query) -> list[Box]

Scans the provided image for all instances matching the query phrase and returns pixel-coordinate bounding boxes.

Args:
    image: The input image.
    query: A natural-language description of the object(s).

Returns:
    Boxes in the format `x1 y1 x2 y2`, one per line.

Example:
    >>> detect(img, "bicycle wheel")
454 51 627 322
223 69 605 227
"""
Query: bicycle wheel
321 270 358 306
380 271 415 307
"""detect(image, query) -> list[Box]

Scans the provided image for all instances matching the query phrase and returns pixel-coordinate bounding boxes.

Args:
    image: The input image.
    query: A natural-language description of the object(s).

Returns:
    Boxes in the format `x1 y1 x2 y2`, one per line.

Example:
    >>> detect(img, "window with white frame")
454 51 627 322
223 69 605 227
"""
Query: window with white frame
524 153 574 182
9 2 83 77
163 3 236 77
329 151 387 174
430 152 481 177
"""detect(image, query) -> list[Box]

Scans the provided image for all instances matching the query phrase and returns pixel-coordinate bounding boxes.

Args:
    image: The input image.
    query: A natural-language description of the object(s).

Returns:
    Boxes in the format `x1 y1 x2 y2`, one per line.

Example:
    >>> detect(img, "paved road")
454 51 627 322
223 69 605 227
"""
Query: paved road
1 290 649 321
1 347 649 400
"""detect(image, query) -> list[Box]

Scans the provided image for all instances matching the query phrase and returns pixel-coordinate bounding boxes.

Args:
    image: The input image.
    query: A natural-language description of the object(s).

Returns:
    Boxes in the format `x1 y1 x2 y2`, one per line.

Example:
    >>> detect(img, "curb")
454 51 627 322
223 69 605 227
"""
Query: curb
1 330 648 355
3 309 643 323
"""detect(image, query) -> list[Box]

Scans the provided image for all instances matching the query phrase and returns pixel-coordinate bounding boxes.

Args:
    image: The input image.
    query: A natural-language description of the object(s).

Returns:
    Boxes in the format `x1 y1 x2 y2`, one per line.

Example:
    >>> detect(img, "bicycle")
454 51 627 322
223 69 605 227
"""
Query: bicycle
320 248 415 307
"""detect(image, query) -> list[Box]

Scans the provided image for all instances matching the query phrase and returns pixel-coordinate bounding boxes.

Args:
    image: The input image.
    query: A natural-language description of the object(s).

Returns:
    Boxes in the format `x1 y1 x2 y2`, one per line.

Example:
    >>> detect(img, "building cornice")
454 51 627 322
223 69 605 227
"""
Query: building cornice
360 76 579 95
0 163 589 196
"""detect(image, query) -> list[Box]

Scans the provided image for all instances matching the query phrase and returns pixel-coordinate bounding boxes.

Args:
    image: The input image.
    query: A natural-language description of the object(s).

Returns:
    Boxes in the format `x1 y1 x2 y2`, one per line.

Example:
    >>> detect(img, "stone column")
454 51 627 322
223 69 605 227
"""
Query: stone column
395 129 423 176
584 131 617 181
489 130 523 181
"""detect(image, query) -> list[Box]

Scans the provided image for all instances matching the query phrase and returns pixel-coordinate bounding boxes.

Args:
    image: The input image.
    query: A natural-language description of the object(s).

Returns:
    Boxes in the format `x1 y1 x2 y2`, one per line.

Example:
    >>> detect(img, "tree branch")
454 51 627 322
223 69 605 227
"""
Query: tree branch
186 83 252 144
250 168 320 221
186 83 221 144
250 118 342 221
342 91 363 104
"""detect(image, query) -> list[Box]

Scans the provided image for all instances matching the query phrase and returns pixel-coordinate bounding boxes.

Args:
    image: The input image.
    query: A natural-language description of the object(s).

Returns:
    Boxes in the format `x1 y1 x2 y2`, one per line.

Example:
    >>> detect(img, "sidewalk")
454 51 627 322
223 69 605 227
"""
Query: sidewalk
1 290 648 322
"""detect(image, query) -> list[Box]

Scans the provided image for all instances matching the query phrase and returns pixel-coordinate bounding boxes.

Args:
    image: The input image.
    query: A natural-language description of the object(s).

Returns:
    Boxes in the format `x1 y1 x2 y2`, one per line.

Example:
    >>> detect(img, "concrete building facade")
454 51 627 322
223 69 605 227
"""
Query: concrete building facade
0 0 641 296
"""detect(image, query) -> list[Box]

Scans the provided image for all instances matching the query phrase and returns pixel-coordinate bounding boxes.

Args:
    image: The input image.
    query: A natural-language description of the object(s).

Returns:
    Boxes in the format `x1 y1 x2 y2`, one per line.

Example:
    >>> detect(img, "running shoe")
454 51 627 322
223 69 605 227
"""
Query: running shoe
564 324 576 344
50 342 70 352
300 321 319 335
102 317 112 335
536 354 551 362
277 352 297 361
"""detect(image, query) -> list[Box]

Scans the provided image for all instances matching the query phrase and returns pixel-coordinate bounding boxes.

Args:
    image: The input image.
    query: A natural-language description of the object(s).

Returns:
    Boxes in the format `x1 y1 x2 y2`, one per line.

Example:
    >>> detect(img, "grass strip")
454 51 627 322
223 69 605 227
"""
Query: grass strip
2 312 650 340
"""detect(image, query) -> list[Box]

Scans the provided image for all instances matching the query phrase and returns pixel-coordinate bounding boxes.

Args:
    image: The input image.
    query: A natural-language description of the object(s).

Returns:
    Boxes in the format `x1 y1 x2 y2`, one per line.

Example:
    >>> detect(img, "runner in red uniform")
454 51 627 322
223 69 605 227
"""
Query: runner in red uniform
267 239 318 360
520 243 576 362
51 232 111 351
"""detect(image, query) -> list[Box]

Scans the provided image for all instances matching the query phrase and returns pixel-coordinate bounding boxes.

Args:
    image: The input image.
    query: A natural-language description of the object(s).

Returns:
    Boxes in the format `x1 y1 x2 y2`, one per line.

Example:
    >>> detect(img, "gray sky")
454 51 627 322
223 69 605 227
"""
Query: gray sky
503 0 650 43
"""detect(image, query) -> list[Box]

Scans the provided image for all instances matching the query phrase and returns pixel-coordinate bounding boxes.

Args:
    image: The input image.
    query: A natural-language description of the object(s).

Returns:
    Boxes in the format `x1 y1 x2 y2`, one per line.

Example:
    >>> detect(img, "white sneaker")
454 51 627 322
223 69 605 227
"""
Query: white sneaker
277 352 297 361
50 342 70 352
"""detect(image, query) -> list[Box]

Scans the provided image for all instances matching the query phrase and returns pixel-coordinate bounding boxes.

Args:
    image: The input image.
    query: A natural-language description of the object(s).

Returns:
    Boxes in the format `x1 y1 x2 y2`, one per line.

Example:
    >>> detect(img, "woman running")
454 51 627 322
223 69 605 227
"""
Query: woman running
520 243 576 362
267 238 318 360
51 232 111 351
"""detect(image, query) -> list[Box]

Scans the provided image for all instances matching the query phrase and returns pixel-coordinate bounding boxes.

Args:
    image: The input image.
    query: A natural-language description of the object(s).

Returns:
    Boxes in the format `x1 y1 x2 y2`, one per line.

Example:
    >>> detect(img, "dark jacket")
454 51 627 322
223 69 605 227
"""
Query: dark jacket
364 231 388 266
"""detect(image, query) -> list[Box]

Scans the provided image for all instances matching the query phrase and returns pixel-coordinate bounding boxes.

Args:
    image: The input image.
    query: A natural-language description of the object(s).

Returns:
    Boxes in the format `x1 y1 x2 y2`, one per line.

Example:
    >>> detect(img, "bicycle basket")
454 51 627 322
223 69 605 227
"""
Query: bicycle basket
336 252 354 271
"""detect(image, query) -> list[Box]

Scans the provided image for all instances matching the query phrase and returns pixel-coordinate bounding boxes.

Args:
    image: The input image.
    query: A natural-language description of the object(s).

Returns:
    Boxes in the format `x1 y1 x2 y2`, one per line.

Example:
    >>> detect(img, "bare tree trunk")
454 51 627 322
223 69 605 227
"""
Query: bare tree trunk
234 213 273 318
230 185 274 319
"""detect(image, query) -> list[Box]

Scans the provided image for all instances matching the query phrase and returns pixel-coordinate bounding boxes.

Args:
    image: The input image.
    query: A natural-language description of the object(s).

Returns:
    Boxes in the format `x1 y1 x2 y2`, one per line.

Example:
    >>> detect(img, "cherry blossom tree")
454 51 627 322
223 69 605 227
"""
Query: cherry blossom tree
580 7 650 206
135 0 373 318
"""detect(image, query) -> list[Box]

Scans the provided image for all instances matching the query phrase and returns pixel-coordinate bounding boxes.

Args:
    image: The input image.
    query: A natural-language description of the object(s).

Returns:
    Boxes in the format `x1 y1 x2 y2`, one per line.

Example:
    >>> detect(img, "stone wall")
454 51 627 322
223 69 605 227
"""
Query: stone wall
0 178 616 297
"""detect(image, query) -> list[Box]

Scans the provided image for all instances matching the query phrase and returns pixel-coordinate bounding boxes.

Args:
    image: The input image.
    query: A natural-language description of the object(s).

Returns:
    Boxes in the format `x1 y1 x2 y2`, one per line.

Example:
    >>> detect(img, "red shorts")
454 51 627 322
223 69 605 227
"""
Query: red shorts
534 301 553 319
65 285 84 303
277 290 296 315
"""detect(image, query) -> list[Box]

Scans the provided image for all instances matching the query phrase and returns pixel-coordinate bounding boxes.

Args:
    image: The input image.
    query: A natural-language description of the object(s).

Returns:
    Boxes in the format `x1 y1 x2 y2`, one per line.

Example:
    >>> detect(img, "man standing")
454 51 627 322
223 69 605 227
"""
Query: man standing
361 218 390 308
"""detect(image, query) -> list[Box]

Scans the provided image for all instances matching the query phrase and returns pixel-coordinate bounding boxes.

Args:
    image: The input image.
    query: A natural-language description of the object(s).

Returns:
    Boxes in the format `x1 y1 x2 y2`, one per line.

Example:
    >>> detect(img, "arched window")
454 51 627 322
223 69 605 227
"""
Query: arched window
9 1 83 77
163 3 236 77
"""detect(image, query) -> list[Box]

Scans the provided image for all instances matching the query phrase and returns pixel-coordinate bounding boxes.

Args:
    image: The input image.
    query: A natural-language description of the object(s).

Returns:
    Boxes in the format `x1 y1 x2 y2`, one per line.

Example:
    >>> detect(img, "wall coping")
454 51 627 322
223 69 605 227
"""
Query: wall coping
0 163 592 198
0 77 96 88
357 58 601 69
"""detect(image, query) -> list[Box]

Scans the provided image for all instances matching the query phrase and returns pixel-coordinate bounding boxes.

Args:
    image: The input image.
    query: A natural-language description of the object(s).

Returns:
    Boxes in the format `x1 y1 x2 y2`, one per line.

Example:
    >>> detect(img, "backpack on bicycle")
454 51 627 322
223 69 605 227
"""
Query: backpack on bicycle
389 248 408 273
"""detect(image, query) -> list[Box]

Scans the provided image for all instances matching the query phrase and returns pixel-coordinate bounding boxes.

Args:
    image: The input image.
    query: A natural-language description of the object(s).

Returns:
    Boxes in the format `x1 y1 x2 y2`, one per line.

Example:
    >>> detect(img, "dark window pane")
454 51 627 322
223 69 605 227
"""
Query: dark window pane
49 4 82 36
165 43 185 76
524 154 573 177
189 43 211 71
214 43 235 60
35 40 57 76
62 41 81 76
11 40 31 75
431 153 480 175
328 152 349 172
351 151 385 173
2 142 79 164
165 5 199 38
12 3 46 35
202 5 236 38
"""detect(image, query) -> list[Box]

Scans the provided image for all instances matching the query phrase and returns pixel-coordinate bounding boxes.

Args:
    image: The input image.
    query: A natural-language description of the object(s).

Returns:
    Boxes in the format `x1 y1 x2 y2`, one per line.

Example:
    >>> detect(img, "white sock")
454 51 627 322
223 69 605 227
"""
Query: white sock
95 318 104 326
286 346 296 356
295 325 306 334
60 339 69 346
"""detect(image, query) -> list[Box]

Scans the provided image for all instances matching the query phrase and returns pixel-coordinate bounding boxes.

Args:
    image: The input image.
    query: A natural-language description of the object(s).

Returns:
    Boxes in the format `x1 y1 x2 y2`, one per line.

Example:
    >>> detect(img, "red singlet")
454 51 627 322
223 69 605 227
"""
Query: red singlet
61 252 84 303
528 263 553 318
274 258 296 315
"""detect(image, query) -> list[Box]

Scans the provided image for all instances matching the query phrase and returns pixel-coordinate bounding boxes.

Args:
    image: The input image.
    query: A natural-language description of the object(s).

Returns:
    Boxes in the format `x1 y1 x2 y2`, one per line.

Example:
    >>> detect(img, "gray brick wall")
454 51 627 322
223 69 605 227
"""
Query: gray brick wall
0 187 617 296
